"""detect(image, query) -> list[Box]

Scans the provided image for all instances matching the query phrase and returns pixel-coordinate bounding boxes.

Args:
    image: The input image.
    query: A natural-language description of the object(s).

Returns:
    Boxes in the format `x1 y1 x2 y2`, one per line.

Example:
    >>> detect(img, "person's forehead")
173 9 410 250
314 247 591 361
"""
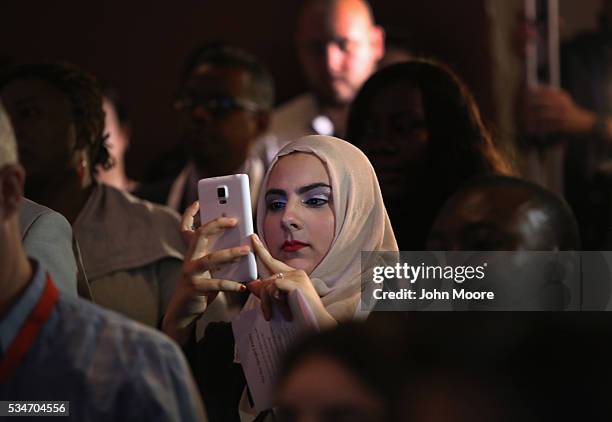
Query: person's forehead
278 355 377 405
456 187 521 220
297 0 372 41
442 186 538 234
102 98 119 118
429 185 557 250
371 81 423 114
185 64 252 96
267 153 329 189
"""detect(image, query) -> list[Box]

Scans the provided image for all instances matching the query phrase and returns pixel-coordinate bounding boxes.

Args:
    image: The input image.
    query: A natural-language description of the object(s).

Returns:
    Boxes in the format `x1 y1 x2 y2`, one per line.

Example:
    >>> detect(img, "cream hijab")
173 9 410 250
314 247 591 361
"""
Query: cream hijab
254 135 398 321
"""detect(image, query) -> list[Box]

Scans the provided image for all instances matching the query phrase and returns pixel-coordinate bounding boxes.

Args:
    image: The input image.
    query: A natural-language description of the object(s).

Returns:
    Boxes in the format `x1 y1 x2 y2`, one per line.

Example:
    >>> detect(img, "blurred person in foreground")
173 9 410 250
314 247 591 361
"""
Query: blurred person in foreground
276 318 525 422
390 313 612 421
276 314 612 421
0 101 206 421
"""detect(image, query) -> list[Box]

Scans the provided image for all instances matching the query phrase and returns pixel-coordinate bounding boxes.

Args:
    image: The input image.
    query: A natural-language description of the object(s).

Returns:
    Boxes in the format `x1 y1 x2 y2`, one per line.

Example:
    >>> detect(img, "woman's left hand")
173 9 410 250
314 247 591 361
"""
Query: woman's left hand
248 234 337 328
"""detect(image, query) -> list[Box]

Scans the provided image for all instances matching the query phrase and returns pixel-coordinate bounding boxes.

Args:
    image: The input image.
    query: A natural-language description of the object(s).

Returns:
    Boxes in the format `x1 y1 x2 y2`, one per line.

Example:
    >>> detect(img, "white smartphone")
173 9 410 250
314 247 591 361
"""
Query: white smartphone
198 174 257 283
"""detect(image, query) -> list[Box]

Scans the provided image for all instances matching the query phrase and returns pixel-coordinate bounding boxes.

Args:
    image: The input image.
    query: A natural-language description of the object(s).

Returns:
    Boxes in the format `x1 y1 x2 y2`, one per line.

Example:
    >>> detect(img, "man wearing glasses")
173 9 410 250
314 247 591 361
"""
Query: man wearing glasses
140 43 274 213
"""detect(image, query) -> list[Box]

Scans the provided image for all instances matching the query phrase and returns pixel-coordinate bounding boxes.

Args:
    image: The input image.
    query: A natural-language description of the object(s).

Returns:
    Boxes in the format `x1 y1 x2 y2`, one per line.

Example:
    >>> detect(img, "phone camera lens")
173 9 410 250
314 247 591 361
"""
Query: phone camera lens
217 186 227 204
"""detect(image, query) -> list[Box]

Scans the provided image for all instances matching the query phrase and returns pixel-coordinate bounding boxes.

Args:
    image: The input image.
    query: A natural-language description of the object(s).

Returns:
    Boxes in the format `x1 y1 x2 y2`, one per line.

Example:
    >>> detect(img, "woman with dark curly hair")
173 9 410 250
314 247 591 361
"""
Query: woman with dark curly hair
0 63 185 327
346 59 514 250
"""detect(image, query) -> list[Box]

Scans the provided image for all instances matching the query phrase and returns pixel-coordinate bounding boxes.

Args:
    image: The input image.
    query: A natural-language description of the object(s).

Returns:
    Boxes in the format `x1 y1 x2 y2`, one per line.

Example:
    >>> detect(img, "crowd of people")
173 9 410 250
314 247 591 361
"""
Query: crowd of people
2 0 612 420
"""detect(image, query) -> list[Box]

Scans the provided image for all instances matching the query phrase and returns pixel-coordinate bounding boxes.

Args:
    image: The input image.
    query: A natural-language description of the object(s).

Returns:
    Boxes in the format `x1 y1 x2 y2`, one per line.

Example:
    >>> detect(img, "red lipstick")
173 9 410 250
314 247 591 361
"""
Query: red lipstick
282 240 309 252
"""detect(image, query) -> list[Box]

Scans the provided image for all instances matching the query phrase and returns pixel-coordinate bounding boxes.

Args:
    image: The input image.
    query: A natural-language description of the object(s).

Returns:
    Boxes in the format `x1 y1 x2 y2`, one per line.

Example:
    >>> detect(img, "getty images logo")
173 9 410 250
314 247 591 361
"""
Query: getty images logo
372 262 487 284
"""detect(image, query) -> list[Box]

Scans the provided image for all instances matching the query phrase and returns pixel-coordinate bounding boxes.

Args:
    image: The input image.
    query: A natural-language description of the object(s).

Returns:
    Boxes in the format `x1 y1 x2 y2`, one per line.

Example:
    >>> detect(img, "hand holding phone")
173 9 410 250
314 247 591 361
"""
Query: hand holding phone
163 203 249 345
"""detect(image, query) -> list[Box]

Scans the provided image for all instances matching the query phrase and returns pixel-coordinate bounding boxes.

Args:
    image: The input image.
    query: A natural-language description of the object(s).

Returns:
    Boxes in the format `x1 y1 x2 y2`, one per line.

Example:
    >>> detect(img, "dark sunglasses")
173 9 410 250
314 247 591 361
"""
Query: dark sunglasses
174 94 260 117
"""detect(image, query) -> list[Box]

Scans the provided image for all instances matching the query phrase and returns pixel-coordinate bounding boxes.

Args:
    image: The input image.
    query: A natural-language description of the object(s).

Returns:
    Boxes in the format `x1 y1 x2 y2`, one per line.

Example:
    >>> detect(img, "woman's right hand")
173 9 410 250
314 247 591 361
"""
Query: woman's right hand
162 201 248 346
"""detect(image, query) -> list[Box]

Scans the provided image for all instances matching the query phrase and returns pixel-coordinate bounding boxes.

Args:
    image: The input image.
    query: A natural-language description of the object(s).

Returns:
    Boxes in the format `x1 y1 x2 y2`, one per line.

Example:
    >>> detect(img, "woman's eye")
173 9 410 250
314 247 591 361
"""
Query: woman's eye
362 122 380 138
392 119 425 136
267 199 286 211
304 197 328 207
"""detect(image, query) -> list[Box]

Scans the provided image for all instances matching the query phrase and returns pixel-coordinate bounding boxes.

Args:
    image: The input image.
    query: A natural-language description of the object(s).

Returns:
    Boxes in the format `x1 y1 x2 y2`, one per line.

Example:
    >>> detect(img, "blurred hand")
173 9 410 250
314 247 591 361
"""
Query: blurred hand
525 86 596 136
162 201 248 345
179 201 202 250
247 234 336 328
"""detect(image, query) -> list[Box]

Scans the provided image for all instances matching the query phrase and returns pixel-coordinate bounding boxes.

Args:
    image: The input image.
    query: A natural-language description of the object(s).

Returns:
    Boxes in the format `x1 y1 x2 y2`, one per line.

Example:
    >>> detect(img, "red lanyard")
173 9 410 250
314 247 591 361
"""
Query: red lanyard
0 275 59 383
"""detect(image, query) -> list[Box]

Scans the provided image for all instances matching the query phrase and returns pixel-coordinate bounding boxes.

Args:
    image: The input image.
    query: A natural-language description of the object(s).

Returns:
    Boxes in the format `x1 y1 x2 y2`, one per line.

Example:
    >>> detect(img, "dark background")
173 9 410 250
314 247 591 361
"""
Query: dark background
1 0 493 180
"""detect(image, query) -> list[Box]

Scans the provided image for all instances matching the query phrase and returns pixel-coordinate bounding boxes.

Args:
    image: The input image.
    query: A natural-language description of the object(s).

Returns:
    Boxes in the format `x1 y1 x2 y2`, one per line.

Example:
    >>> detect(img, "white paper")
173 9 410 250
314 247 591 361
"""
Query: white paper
231 289 319 412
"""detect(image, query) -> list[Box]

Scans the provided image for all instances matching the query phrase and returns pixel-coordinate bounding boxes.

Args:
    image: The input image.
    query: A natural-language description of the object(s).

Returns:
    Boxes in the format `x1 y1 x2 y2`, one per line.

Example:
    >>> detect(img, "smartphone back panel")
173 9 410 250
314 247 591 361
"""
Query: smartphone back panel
198 174 257 282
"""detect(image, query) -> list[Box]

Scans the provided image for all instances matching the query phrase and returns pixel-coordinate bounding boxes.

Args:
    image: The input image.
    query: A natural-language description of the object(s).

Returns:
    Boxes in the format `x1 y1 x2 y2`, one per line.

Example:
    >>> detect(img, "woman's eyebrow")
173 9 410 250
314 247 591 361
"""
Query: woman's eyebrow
297 183 331 194
265 188 286 197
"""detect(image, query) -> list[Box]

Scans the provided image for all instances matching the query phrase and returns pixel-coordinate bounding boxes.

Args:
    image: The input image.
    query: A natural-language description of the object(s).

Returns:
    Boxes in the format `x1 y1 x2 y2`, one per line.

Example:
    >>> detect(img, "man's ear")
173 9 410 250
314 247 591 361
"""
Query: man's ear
0 164 25 221
121 123 132 147
371 25 386 61
538 252 576 310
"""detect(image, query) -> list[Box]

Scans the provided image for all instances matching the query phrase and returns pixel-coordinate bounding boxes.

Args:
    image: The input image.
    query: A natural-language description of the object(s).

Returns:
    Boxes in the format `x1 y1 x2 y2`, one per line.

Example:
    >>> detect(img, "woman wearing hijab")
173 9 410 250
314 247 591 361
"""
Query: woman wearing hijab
162 135 398 421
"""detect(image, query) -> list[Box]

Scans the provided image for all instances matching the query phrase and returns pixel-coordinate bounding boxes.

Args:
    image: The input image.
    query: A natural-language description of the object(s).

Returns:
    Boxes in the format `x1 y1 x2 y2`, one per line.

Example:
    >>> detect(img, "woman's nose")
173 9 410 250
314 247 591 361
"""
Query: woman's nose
370 137 397 154
281 201 303 231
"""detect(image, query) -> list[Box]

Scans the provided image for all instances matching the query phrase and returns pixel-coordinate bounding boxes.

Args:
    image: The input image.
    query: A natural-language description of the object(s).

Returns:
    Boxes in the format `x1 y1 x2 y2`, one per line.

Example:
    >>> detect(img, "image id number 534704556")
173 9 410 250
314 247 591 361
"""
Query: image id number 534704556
1 401 69 416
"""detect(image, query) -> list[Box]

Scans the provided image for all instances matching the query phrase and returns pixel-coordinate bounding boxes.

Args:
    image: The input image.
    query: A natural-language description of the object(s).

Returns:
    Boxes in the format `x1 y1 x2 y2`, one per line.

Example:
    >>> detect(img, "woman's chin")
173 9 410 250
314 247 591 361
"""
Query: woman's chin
281 256 315 275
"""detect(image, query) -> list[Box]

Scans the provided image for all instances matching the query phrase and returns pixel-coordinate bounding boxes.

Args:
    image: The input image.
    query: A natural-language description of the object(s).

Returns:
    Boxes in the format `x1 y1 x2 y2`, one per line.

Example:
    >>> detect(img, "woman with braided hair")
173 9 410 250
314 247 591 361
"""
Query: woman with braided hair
0 62 185 327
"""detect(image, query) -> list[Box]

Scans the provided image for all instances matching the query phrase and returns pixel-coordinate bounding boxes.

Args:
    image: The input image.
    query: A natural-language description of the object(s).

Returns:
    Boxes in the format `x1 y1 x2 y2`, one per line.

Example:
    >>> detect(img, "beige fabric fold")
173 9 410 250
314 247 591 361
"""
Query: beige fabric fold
74 184 184 279
73 184 185 326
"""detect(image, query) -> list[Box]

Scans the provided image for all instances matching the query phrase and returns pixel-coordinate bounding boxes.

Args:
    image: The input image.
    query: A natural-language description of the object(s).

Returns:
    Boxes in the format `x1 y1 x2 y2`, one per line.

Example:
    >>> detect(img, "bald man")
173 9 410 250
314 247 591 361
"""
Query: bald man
258 0 384 164
426 176 582 311
427 176 580 251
